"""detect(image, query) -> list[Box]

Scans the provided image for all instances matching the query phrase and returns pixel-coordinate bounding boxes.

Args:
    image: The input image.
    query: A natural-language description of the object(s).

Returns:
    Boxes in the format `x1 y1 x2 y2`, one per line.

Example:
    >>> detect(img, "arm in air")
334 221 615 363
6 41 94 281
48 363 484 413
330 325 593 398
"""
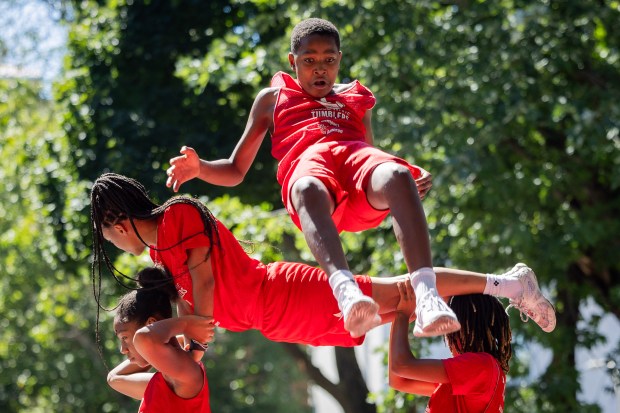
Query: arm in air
166 88 278 192
388 281 449 396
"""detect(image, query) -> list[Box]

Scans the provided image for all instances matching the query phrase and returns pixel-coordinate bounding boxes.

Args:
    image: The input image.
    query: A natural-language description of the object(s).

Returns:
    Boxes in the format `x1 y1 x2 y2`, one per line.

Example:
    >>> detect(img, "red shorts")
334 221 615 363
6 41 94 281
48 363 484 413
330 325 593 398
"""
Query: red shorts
281 141 421 233
257 262 373 347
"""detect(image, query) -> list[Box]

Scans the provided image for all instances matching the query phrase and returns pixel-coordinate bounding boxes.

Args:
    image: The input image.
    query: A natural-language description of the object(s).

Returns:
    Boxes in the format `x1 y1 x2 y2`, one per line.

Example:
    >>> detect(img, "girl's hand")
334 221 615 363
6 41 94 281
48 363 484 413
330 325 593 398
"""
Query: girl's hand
182 315 215 346
396 281 416 317
415 168 433 200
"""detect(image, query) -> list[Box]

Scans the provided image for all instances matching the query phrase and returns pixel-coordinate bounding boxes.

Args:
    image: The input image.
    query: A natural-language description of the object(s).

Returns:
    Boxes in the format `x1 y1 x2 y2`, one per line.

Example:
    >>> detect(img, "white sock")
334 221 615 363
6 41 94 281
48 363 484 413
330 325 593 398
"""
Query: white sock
409 267 437 302
329 269 357 302
484 271 523 300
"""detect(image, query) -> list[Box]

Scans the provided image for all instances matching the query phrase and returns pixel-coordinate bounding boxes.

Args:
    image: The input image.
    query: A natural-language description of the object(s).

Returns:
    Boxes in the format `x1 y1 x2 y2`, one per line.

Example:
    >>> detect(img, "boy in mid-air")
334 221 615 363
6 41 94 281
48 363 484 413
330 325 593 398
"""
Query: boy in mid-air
166 18 460 338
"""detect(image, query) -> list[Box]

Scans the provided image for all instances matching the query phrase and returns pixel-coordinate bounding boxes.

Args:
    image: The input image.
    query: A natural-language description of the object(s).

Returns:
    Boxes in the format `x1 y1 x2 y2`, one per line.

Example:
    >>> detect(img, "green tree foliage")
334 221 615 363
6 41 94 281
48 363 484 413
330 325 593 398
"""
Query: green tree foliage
59 0 282 204
0 77 109 412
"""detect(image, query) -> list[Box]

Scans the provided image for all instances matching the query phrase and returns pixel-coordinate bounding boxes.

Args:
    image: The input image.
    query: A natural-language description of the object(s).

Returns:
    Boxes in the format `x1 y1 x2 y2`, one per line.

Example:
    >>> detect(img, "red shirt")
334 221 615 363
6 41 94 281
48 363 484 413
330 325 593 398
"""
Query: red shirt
270 71 376 184
150 203 266 331
138 362 210 413
426 352 506 413
148 203 369 347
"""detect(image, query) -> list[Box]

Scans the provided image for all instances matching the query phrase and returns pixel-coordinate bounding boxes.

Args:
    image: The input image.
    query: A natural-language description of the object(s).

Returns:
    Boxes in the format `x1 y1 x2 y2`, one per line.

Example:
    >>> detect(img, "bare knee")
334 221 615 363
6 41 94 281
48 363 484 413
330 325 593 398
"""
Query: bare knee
368 163 417 208
374 163 415 188
291 177 333 211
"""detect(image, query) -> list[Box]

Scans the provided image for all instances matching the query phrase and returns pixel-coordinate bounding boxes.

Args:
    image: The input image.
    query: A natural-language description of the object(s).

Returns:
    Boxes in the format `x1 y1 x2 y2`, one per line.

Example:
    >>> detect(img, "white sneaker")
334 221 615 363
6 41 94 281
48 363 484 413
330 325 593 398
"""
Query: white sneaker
413 290 461 337
505 263 556 333
338 283 381 338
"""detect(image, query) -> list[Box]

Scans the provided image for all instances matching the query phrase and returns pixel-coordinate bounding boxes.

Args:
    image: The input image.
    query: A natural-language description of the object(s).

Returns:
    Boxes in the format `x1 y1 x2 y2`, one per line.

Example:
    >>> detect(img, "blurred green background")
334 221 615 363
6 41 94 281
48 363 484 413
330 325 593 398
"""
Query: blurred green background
1 0 619 412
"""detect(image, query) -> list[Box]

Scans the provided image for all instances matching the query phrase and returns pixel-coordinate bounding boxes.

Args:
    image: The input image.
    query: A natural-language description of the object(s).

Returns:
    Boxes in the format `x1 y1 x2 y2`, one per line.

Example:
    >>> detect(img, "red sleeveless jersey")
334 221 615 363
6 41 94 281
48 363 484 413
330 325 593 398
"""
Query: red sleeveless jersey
138 362 211 412
149 204 371 347
270 71 376 184
427 352 506 413
150 204 266 332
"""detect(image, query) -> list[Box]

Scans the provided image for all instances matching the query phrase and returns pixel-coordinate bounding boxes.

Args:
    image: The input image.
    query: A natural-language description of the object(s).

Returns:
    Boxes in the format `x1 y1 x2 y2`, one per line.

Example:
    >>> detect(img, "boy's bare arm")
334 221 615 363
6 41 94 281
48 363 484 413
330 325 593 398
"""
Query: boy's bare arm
167 88 278 192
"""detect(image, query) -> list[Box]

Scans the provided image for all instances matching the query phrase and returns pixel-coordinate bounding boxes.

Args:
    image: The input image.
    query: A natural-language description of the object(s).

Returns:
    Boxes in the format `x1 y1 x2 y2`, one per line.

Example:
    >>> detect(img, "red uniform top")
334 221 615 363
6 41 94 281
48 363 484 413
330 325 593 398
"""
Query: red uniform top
150 203 266 332
149 203 371 347
426 352 506 413
270 71 376 184
138 362 210 413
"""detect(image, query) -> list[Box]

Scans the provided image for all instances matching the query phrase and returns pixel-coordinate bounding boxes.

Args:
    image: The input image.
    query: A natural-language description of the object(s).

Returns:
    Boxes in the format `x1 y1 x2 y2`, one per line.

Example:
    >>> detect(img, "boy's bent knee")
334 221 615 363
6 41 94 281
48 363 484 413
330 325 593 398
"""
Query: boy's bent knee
290 176 331 206
370 162 416 193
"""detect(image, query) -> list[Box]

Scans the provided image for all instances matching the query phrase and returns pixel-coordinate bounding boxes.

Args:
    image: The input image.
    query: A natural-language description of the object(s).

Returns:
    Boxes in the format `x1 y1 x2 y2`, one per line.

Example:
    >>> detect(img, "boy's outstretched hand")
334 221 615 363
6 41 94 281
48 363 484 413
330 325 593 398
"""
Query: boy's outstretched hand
167 146 201 192
415 168 433 200
396 281 416 318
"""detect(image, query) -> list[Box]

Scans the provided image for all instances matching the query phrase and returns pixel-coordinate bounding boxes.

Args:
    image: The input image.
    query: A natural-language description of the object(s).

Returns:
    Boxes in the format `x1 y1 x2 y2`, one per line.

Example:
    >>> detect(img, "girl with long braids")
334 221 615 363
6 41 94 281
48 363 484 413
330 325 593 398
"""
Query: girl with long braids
90 172 555 348
107 266 213 412
389 281 512 412
91 172 219 345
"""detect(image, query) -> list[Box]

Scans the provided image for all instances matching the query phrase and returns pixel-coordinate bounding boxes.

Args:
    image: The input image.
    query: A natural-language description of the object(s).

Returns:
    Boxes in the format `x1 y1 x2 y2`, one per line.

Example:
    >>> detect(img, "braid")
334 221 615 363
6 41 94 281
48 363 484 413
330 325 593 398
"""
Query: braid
446 294 513 373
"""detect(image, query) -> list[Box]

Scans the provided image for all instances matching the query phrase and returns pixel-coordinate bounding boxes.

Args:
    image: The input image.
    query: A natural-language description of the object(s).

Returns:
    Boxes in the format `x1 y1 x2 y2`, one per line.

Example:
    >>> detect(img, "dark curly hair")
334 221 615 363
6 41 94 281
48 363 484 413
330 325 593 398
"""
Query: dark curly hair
290 18 340 54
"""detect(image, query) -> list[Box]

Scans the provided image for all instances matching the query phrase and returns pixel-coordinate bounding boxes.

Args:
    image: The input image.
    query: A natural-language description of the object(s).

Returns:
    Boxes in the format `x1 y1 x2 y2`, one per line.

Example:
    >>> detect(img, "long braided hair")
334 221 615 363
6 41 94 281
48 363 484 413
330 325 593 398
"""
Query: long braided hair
445 294 513 373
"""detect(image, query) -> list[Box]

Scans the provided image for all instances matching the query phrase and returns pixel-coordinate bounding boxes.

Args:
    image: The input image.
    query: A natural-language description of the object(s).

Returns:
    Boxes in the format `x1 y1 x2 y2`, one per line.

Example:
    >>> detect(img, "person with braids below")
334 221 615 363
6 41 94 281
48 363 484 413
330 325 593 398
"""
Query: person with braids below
107 267 213 412
90 172 555 348
389 281 512 412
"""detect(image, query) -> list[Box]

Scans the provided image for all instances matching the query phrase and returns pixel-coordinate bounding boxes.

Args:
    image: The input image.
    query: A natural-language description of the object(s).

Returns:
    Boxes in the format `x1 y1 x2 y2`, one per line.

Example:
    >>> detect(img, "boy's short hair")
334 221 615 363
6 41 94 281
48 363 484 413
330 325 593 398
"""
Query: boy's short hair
290 18 340 54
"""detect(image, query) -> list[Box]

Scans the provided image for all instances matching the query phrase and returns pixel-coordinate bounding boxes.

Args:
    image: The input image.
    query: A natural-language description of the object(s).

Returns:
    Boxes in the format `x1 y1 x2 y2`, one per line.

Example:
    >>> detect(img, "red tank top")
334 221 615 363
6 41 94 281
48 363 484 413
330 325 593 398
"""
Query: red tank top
270 71 376 184
427 353 506 413
138 362 211 412
149 204 266 332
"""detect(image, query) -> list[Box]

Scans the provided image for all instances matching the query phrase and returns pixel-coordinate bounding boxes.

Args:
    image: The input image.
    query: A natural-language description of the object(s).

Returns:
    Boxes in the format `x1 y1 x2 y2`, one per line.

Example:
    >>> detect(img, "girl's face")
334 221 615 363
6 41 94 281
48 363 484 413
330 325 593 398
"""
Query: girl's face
113 318 149 367
102 221 145 256
288 33 342 98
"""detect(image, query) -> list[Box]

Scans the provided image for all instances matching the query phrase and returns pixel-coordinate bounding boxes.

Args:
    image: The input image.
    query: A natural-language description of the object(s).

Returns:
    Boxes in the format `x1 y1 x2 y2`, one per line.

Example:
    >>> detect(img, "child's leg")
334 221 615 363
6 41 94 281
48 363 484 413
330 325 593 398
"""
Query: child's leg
290 176 380 337
366 162 460 337
369 265 555 332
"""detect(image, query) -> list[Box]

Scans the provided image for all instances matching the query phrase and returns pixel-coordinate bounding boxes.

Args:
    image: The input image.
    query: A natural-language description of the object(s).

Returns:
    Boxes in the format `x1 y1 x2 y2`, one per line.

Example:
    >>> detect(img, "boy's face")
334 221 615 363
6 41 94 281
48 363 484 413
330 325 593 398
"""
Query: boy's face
288 34 342 98
114 318 149 367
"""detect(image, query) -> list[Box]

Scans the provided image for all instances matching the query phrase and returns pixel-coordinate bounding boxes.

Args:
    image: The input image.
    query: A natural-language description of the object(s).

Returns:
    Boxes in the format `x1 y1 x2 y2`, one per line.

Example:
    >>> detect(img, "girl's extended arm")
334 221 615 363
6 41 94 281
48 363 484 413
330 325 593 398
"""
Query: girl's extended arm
133 315 212 398
107 359 154 400
388 282 450 396
166 88 277 191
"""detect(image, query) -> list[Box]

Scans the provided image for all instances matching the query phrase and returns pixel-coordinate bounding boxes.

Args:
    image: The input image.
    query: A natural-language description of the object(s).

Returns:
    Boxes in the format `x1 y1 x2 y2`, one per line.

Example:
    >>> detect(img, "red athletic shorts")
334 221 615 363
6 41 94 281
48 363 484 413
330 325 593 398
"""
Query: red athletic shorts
281 141 422 233
257 261 373 347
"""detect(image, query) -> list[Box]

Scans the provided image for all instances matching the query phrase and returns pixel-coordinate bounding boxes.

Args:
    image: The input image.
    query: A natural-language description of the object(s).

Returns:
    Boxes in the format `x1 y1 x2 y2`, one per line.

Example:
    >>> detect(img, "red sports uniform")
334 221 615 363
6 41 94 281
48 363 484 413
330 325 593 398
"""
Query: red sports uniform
150 203 372 347
426 352 506 413
138 362 211 413
270 71 422 232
